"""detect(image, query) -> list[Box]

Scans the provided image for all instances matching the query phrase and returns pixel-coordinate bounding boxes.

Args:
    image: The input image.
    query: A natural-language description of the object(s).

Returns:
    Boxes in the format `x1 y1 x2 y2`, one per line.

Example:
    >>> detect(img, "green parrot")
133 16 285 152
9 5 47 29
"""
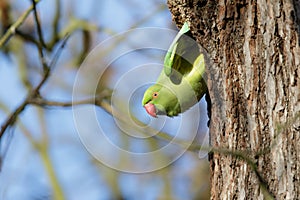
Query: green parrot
142 22 207 117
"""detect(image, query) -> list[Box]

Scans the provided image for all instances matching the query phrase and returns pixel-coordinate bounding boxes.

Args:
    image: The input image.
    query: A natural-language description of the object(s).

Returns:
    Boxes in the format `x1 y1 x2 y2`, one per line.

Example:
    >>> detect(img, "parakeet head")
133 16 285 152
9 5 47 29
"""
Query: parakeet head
142 84 181 117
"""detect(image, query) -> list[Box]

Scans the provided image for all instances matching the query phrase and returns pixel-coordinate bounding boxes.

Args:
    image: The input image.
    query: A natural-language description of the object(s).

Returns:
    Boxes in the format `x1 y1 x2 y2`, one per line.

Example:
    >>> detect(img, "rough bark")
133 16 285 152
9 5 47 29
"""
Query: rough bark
167 0 300 199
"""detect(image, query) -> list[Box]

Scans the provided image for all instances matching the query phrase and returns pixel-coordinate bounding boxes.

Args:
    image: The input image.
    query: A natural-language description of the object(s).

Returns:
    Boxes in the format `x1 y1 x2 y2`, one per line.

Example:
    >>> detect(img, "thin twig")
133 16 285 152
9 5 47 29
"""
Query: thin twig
31 0 45 47
31 0 48 71
255 112 300 157
0 0 41 48
0 35 70 140
0 100 28 139
209 146 275 199
29 97 97 108
22 92 277 198
49 0 60 47
38 145 65 200
48 34 70 70
36 108 65 200
15 30 42 48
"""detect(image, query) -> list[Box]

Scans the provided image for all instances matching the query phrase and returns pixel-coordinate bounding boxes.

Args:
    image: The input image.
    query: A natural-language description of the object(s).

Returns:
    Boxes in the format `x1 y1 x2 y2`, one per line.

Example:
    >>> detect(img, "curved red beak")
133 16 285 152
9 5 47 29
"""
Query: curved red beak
144 103 157 118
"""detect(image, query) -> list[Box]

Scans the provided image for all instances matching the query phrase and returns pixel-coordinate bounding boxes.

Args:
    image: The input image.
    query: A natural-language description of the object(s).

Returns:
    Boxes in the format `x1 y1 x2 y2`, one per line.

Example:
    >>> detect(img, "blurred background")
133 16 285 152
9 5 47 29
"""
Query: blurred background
0 0 210 199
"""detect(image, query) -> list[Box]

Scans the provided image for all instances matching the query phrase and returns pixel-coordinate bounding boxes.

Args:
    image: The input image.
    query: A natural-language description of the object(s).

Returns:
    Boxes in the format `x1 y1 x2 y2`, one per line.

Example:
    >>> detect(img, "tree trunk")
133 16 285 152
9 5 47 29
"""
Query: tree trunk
168 0 300 199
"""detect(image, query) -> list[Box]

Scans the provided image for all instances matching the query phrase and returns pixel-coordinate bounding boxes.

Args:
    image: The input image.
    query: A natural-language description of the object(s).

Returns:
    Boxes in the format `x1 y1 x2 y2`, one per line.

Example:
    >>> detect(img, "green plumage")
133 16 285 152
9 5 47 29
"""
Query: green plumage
142 22 207 117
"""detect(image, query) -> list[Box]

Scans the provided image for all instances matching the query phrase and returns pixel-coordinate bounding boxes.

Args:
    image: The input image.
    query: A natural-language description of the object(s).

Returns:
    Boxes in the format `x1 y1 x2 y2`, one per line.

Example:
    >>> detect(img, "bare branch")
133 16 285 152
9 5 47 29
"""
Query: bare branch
49 0 60 46
15 30 42 48
0 0 41 48
0 34 69 140
28 97 98 108
0 100 28 139
31 0 48 71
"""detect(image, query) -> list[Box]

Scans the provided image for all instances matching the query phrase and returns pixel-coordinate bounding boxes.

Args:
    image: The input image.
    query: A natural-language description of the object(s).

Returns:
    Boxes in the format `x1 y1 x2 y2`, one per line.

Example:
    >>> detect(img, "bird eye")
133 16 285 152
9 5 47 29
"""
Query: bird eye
152 92 158 98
